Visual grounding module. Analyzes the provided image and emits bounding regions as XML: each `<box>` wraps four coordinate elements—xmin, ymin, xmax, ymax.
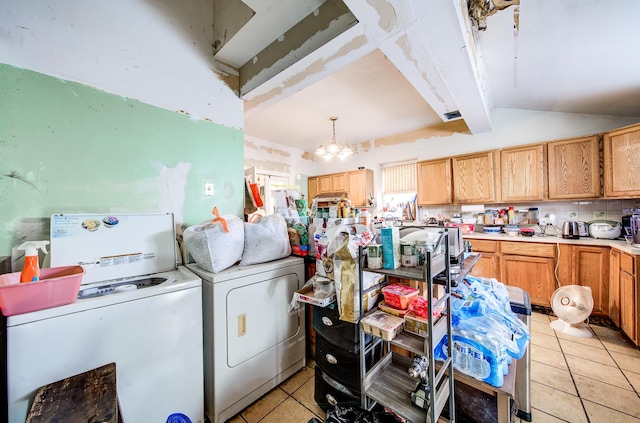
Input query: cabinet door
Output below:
<box><xmin>609</xmin><ymin>249</ymin><xmax>621</xmax><ymax>326</ymax></box>
<box><xmin>571</xmin><ymin>246</ymin><xmax>609</xmax><ymax>315</ymax></box>
<box><xmin>603</xmin><ymin>123</ymin><xmax>640</xmax><ymax>197</ymax></box>
<box><xmin>469</xmin><ymin>253</ymin><xmax>501</xmax><ymax>280</ymax></box>
<box><xmin>331</xmin><ymin>173</ymin><xmax>347</xmax><ymax>192</ymax></box>
<box><xmin>502</xmin><ymin>255</ymin><xmax>555</xmax><ymax>306</ymax></box>
<box><xmin>547</xmin><ymin>135</ymin><xmax>600</xmax><ymax>199</ymax></box>
<box><xmin>346</xmin><ymin>169</ymin><xmax>373</xmax><ymax>207</ymax></box>
<box><xmin>417</xmin><ymin>159</ymin><xmax>452</xmax><ymax>205</ymax></box>
<box><xmin>308</xmin><ymin>177</ymin><xmax>319</xmax><ymax>201</ymax></box>
<box><xmin>620</xmin><ymin>271</ymin><xmax>636</xmax><ymax>342</ymax></box>
<box><xmin>452</xmin><ymin>150</ymin><xmax>500</xmax><ymax>204</ymax></box>
<box><xmin>318</xmin><ymin>175</ymin><xmax>332</xmax><ymax>193</ymax></box>
<box><xmin>501</xmin><ymin>143</ymin><xmax>547</xmax><ymax>202</ymax></box>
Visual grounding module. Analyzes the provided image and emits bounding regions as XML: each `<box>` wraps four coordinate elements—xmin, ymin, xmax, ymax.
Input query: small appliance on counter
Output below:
<box><xmin>562</xmin><ymin>221</ymin><xmax>580</xmax><ymax>239</ymax></box>
<box><xmin>588</xmin><ymin>220</ymin><xmax>622</xmax><ymax>239</ymax></box>
<box><xmin>576</xmin><ymin>221</ymin><xmax>589</xmax><ymax>237</ymax></box>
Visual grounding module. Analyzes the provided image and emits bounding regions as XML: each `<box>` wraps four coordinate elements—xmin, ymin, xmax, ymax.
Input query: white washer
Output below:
<box><xmin>1</xmin><ymin>213</ymin><xmax>204</xmax><ymax>423</ymax></box>
<box><xmin>187</xmin><ymin>256</ymin><xmax>306</xmax><ymax>423</ymax></box>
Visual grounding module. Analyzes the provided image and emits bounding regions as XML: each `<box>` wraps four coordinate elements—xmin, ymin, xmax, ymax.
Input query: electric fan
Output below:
<box><xmin>549</xmin><ymin>285</ymin><xmax>594</xmax><ymax>338</ymax></box>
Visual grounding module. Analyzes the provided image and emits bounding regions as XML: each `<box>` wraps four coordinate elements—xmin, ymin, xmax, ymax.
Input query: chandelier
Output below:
<box><xmin>315</xmin><ymin>116</ymin><xmax>353</xmax><ymax>161</ymax></box>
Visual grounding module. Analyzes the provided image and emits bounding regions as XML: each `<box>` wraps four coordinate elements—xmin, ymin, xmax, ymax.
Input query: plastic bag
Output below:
<box><xmin>240</xmin><ymin>214</ymin><xmax>292</xmax><ymax>266</ymax></box>
<box><xmin>184</xmin><ymin>210</ymin><xmax>244</xmax><ymax>273</ymax></box>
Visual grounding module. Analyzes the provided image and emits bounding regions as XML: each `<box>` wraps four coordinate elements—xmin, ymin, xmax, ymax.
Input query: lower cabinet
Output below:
<box><xmin>557</xmin><ymin>245</ymin><xmax>609</xmax><ymax>315</ymax></box>
<box><xmin>620</xmin><ymin>271</ymin><xmax>636</xmax><ymax>342</ymax></box>
<box><xmin>619</xmin><ymin>252</ymin><xmax>638</xmax><ymax>342</ymax></box>
<box><xmin>609</xmin><ymin>249</ymin><xmax>621</xmax><ymax>326</ymax></box>
<box><xmin>502</xmin><ymin>255</ymin><xmax>555</xmax><ymax>307</ymax></box>
<box><xmin>468</xmin><ymin>239</ymin><xmax>501</xmax><ymax>279</ymax></box>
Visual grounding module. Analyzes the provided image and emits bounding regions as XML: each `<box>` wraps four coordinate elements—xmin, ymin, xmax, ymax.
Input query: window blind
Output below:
<box><xmin>383</xmin><ymin>163</ymin><xmax>417</xmax><ymax>194</ymax></box>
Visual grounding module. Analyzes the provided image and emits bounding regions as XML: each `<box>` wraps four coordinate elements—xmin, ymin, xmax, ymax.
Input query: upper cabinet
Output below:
<box><xmin>318</xmin><ymin>173</ymin><xmax>346</xmax><ymax>194</ymax></box>
<box><xmin>417</xmin><ymin>158</ymin><xmax>452</xmax><ymax>205</ymax></box>
<box><xmin>604</xmin><ymin>123</ymin><xmax>640</xmax><ymax>198</ymax></box>
<box><xmin>547</xmin><ymin>135</ymin><xmax>600</xmax><ymax>199</ymax></box>
<box><xmin>347</xmin><ymin>169</ymin><xmax>374</xmax><ymax>208</ymax></box>
<box><xmin>308</xmin><ymin>169</ymin><xmax>373</xmax><ymax>208</ymax></box>
<box><xmin>452</xmin><ymin>150</ymin><xmax>501</xmax><ymax>204</ymax></box>
<box><xmin>501</xmin><ymin>144</ymin><xmax>547</xmax><ymax>202</ymax></box>
<box><xmin>308</xmin><ymin>177</ymin><xmax>319</xmax><ymax>201</ymax></box>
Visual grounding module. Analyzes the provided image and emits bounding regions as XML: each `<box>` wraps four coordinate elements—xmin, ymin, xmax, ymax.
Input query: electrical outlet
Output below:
<box><xmin>204</xmin><ymin>183</ymin><xmax>214</xmax><ymax>196</ymax></box>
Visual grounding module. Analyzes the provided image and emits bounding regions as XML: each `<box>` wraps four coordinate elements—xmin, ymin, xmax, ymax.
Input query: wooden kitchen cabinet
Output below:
<box><xmin>502</xmin><ymin>254</ymin><xmax>555</xmax><ymax>307</ymax></box>
<box><xmin>557</xmin><ymin>245</ymin><xmax>609</xmax><ymax>315</ymax></box>
<box><xmin>308</xmin><ymin>177</ymin><xmax>319</xmax><ymax>201</ymax></box>
<box><xmin>346</xmin><ymin>169</ymin><xmax>373</xmax><ymax>207</ymax></box>
<box><xmin>603</xmin><ymin>123</ymin><xmax>640</xmax><ymax>198</ymax></box>
<box><xmin>609</xmin><ymin>248</ymin><xmax>621</xmax><ymax>326</ymax></box>
<box><xmin>547</xmin><ymin>135</ymin><xmax>600</xmax><ymax>199</ymax></box>
<box><xmin>309</xmin><ymin>169</ymin><xmax>373</xmax><ymax>207</ymax></box>
<box><xmin>619</xmin><ymin>251</ymin><xmax>637</xmax><ymax>342</ymax></box>
<box><xmin>417</xmin><ymin>158</ymin><xmax>452</xmax><ymax>205</ymax></box>
<box><xmin>500</xmin><ymin>241</ymin><xmax>556</xmax><ymax>306</ymax></box>
<box><xmin>452</xmin><ymin>150</ymin><xmax>501</xmax><ymax>204</ymax></box>
<box><xmin>468</xmin><ymin>239</ymin><xmax>501</xmax><ymax>279</ymax></box>
<box><xmin>318</xmin><ymin>173</ymin><xmax>346</xmax><ymax>194</ymax></box>
<box><xmin>501</xmin><ymin>143</ymin><xmax>547</xmax><ymax>202</ymax></box>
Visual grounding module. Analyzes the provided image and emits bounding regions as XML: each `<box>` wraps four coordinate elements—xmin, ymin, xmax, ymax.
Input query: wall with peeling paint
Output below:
<box><xmin>244</xmin><ymin>135</ymin><xmax>317</xmax><ymax>198</ymax></box>
<box><xmin>0</xmin><ymin>65</ymin><xmax>244</xmax><ymax>257</ymax></box>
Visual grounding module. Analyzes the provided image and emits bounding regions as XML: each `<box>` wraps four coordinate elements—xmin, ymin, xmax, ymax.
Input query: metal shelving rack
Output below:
<box><xmin>357</xmin><ymin>232</ymin><xmax>455</xmax><ymax>423</ymax></box>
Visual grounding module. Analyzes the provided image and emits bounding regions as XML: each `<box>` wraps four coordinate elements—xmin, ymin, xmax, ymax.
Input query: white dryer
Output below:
<box><xmin>1</xmin><ymin>213</ymin><xmax>204</xmax><ymax>423</ymax></box>
<box><xmin>187</xmin><ymin>256</ymin><xmax>306</xmax><ymax>423</ymax></box>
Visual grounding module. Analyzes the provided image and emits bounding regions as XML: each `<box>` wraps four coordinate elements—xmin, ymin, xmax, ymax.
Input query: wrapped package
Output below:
<box><xmin>381</xmin><ymin>227</ymin><xmax>401</xmax><ymax>269</ymax></box>
<box><xmin>184</xmin><ymin>214</ymin><xmax>244</xmax><ymax>273</ymax></box>
<box><xmin>240</xmin><ymin>214</ymin><xmax>292</xmax><ymax>266</ymax></box>
<box><xmin>330</xmin><ymin>226</ymin><xmax>381</xmax><ymax>323</ymax></box>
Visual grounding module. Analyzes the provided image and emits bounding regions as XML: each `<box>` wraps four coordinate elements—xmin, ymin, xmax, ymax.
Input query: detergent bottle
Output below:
<box><xmin>17</xmin><ymin>241</ymin><xmax>50</xmax><ymax>283</ymax></box>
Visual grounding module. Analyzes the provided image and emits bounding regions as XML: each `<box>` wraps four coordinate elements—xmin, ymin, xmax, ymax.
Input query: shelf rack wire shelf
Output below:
<box><xmin>357</xmin><ymin>231</ymin><xmax>455</xmax><ymax>423</ymax></box>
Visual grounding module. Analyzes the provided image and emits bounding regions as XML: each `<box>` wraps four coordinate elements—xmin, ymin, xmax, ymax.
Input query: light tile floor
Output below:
<box><xmin>226</xmin><ymin>311</ymin><xmax>640</xmax><ymax>423</ymax></box>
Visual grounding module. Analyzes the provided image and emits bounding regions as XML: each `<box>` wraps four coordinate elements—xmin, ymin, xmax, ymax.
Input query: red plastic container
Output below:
<box><xmin>381</xmin><ymin>284</ymin><xmax>419</xmax><ymax>310</ymax></box>
<box><xmin>0</xmin><ymin>266</ymin><xmax>84</xmax><ymax>316</ymax></box>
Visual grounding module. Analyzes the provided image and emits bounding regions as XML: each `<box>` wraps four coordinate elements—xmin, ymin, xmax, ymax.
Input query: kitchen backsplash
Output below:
<box><xmin>418</xmin><ymin>198</ymin><xmax>640</xmax><ymax>227</ymax></box>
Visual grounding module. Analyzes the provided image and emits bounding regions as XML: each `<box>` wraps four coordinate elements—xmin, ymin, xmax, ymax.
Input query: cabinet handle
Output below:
<box><xmin>326</xmin><ymin>354</ymin><xmax>337</xmax><ymax>364</ymax></box>
<box><xmin>322</xmin><ymin>317</ymin><xmax>333</xmax><ymax>326</ymax></box>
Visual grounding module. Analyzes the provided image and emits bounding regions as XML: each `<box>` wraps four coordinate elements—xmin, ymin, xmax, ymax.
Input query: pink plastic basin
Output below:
<box><xmin>0</xmin><ymin>266</ymin><xmax>85</xmax><ymax>316</ymax></box>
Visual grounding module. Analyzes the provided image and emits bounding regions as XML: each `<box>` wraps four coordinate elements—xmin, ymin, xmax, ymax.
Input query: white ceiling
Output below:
<box><xmin>225</xmin><ymin>0</ymin><xmax>640</xmax><ymax>152</ymax></box>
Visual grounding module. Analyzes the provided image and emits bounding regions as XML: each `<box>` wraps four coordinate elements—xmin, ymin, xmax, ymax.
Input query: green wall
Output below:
<box><xmin>0</xmin><ymin>64</ymin><xmax>244</xmax><ymax>257</ymax></box>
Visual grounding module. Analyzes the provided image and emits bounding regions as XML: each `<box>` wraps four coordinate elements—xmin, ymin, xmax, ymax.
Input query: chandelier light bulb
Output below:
<box><xmin>315</xmin><ymin>116</ymin><xmax>353</xmax><ymax>161</ymax></box>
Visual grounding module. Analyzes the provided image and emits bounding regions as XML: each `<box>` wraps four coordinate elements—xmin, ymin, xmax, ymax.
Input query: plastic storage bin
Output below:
<box><xmin>0</xmin><ymin>266</ymin><xmax>84</xmax><ymax>316</ymax></box>
<box><xmin>381</xmin><ymin>284</ymin><xmax>419</xmax><ymax>310</ymax></box>
<box><xmin>360</xmin><ymin>310</ymin><xmax>404</xmax><ymax>341</ymax></box>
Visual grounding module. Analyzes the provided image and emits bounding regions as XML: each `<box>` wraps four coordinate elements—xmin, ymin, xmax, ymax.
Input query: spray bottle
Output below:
<box><xmin>17</xmin><ymin>241</ymin><xmax>50</xmax><ymax>283</ymax></box>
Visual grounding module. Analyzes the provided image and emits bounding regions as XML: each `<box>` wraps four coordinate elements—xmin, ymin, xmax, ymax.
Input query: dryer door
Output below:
<box><xmin>226</xmin><ymin>270</ymin><xmax>302</xmax><ymax>366</ymax></box>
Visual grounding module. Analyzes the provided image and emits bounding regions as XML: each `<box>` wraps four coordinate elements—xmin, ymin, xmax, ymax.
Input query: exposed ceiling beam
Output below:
<box><xmin>342</xmin><ymin>0</ymin><xmax>492</xmax><ymax>133</ymax></box>
<box><xmin>239</xmin><ymin>0</ymin><xmax>358</xmax><ymax>97</ymax></box>
<box><xmin>212</xmin><ymin>0</ymin><xmax>256</xmax><ymax>55</ymax></box>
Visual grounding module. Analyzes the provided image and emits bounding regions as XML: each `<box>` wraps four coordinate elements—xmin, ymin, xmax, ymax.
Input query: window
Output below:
<box><xmin>382</xmin><ymin>162</ymin><xmax>418</xmax><ymax>220</ymax></box>
<box><xmin>383</xmin><ymin>162</ymin><xmax>417</xmax><ymax>194</ymax></box>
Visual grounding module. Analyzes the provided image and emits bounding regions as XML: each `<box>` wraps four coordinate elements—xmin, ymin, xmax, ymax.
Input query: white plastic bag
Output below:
<box><xmin>184</xmin><ymin>215</ymin><xmax>244</xmax><ymax>273</ymax></box>
<box><xmin>240</xmin><ymin>214</ymin><xmax>292</xmax><ymax>266</ymax></box>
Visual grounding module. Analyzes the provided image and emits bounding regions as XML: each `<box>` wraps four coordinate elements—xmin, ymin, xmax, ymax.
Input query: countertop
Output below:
<box><xmin>464</xmin><ymin>232</ymin><xmax>640</xmax><ymax>255</ymax></box>
<box><xmin>392</xmin><ymin>221</ymin><xmax>640</xmax><ymax>255</ymax></box>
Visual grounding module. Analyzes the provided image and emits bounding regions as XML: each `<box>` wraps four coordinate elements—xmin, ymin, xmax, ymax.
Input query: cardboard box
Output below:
<box><xmin>294</xmin><ymin>284</ymin><xmax>336</xmax><ymax>307</ymax></box>
<box><xmin>404</xmin><ymin>311</ymin><xmax>439</xmax><ymax>337</ymax></box>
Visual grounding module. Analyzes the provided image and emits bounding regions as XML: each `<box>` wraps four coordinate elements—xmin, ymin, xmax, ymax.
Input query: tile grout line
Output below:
<box><xmin>550</xmin><ymin>322</ymin><xmax>593</xmax><ymax>423</ymax></box>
